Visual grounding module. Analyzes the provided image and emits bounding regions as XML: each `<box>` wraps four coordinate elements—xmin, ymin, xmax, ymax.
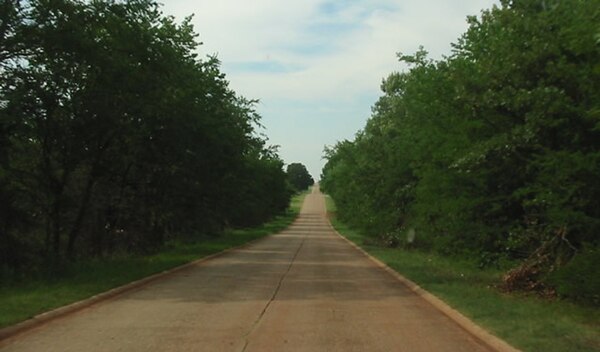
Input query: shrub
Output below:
<box><xmin>547</xmin><ymin>247</ymin><xmax>600</xmax><ymax>304</ymax></box>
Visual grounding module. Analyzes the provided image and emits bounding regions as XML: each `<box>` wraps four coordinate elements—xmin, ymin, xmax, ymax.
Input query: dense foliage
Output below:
<box><xmin>321</xmin><ymin>0</ymin><xmax>599</xmax><ymax>300</ymax></box>
<box><xmin>0</xmin><ymin>0</ymin><xmax>291</xmax><ymax>275</ymax></box>
<box><xmin>286</xmin><ymin>162</ymin><xmax>314</xmax><ymax>192</ymax></box>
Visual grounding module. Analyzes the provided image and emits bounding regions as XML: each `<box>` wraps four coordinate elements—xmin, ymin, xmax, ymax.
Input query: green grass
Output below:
<box><xmin>324</xmin><ymin>195</ymin><xmax>600</xmax><ymax>352</ymax></box>
<box><xmin>0</xmin><ymin>191</ymin><xmax>308</xmax><ymax>329</ymax></box>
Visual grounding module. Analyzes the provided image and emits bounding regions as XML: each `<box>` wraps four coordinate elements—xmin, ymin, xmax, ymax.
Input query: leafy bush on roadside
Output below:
<box><xmin>547</xmin><ymin>247</ymin><xmax>600</xmax><ymax>304</ymax></box>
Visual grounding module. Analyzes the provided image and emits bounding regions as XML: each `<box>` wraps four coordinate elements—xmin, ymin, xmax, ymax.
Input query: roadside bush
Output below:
<box><xmin>547</xmin><ymin>247</ymin><xmax>600</xmax><ymax>304</ymax></box>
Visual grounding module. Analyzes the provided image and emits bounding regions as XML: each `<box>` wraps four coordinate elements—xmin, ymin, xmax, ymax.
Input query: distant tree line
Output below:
<box><xmin>321</xmin><ymin>0</ymin><xmax>599</xmax><ymax>301</ymax></box>
<box><xmin>0</xmin><ymin>0</ymin><xmax>292</xmax><ymax>274</ymax></box>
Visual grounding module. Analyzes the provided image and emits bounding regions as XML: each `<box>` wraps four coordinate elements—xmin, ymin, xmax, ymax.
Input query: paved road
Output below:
<box><xmin>1</xmin><ymin>186</ymin><xmax>492</xmax><ymax>352</ymax></box>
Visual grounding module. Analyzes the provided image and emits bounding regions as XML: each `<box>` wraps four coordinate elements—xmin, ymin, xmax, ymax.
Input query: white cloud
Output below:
<box><xmin>161</xmin><ymin>0</ymin><xmax>499</xmax><ymax>179</ymax></box>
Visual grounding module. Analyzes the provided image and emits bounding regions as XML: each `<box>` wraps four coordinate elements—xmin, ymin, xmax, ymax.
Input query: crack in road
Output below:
<box><xmin>240</xmin><ymin>233</ymin><xmax>307</xmax><ymax>352</ymax></box>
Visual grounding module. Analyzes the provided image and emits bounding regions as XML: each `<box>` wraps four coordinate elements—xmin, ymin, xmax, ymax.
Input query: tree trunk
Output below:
<box><xmin>106</xmin><ymin>162</ymin><xmax>133</xmax><ymax>254</ymax></box>
<box><xmin>51</xmin><ymin>199</ymin><xmax>61</xmax><ymax>259</ymax></box>
<box><xmin>66</xmin><ymin>174</ymin><xmax>96</xmax><ymax>260</ymax></box>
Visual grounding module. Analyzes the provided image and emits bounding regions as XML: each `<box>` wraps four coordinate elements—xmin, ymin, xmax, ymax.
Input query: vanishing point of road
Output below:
<box><xmin>1</xmin><ymin>186</ymin><xmax>495</xmax><ymax>352</ymax></box>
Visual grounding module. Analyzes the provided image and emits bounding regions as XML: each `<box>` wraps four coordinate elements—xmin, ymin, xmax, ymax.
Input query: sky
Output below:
<box><xmin>161</xmin><ymin>0</ymin><xmax>499</xmax><ymax>180</ymax></box>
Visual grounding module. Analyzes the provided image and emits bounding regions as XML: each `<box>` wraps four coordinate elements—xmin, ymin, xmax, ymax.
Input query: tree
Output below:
<box><xmin>286</xmin><ymin>163</ymin><xmax>314</xmax><ymax>192</ymax></box>
<box><xmin>321</xmin><ymin>0</ymin><xmax>600</xmax><ymax>298</ymax></box>
<box><xmin>0</xmin><ymin>0</ymin><xmax>292</xmax><ymax>274</ymax></box>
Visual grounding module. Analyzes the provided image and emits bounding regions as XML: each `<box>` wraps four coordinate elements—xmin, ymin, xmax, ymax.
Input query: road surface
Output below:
<box><xmin>1</xmin><ymin>186</ymin><xmax>492</xmax><ymax>351</ymax></box>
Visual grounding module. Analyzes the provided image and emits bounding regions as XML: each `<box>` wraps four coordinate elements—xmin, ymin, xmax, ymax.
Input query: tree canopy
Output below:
<box><xmin>321</xmin><ymin>0</ymin><xmax>599</xmax><ymax>301</ymax></box>
<box><xmin>286</xmin><ymin>163</ymin><xmax>314</xmax><ymax>192</ymax></box>
<box><xmin>0</xmin><ymin>0</ymin><xmax>292</xmax><ymax>273</ymax></box>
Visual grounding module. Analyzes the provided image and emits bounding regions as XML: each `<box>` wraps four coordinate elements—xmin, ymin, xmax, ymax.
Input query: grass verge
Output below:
<box><xmin>0</xmin><ymin>191</ymin><xmax>308</xmax><ymax>329</ymax></box>
<box><xmin>325</xmin><ymin>195</ymin><xmax>600</xmax><ymax>352</ymax></box>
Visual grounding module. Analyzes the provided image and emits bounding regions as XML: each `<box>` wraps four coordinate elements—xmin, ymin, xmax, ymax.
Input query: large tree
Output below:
<box><xmin>321</xmin><ymin>0</ymin><xmax>599</xmax><ymax>300</ymax></box>
<box><xmin>286</xmin><ymin>163</ymin><xmax>314</xmax><ymax>192</ymax></box>
<box><xmin>0</xmin><ymin>0</ymin><xmax>291</xmax><ymax>273</ymax></box>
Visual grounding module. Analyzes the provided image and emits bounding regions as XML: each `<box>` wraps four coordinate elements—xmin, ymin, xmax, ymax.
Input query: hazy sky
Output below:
<box><xmin>161</xmin><ymin>0</ymin><xmax>499</xmax><ymax>180</ymax></box>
